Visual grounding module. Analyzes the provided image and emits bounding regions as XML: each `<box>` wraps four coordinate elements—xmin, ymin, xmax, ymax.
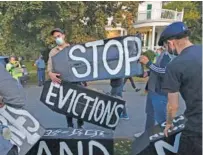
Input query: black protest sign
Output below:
<box><xmin>132</xmin><ymin>115</ymin><xmax>186</xmax><ymax>155</ymax></box>
<box><xmin>52</xmin><ymin>35</ymin><xmax>143</xmax><ymax>82</ymax></box>
<box><xmin>40</xmin><ymin>81</ymin><xmax>125</xmax><ymax>130</ymax></box>
<box><xmin>27</xmin><ymin>128</ymin><xmax>114</xmax><ymax>155</ymax></box>
<box><xmin>0</xmin><ymin>105</ymin><xmax>45</xmax><ymax>155</ymax></box>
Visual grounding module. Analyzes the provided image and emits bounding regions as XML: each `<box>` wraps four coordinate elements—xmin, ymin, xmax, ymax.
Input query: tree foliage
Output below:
<box><xmin>0</xmin><ymin>2</ymin><xmax>140</xmax><ymax>59</ymax></box>
<box><xmin>163</xmin><ymin>1</ymin><xmax>202</xmax><ymax>44</ymax></box>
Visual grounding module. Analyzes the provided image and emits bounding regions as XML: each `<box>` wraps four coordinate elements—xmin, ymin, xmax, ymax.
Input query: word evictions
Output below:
<box><xmin>0</xmin><ymin>106</ymin><xmax>41</xmax><ymax>151</ymax></box>
<box><xmin>68</xmin><ymin>36</ymin><xmax>141</xmax><ymax>78</ymax></box>
<box><xmin>45</xmin><ymin>83</ymin><xmax>124</xmax><ymax>128</ymax></box>
<box><xmin>37</xmin><ymin>140</ymin><xmax>110</xmax><ymax>155</ymax></box>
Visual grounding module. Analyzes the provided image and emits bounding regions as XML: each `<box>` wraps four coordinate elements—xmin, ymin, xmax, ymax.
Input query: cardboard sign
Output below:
<box><xmin>40</xmin><ymin>81</ymin><xmax>125</xmax><ymax>130</ymax></box>
<box><xmin>132</xmin><ymin>115</ymin><xmax>186</xmax><ymax>155</ymax></box>
<box><xmin>0</xmin><ymin>105</ymin><xmax>45</xmax><ymax>155</ymax></box>
<box><xmin>27</xmin><ymin>128</ymin><xmax>114</xmax><ymax>155</ymax></box>
<box><xmin>52</xmin><ymin>35</ymin><xmax>143</xmax><ymax>82</ymax></box>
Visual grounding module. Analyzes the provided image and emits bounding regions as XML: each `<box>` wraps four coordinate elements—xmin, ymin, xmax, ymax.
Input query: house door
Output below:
<box><xmin>147</xmin><ymin>4</ymin><xmax>152</xmax><ymax>19</ymax></box>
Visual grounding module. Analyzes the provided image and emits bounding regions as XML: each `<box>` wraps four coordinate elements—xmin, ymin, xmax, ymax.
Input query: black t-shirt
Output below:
<box><xmin>163</xmin><ymin>45</ymin><xmax>202</xmax><ymax>134</ymax></box>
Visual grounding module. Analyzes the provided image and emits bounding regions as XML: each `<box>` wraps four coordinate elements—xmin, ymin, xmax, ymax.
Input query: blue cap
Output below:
<box><xmin>158</xmin><ymin>22</ymin><xmax>190</xmax><ymax>46</ymax></box>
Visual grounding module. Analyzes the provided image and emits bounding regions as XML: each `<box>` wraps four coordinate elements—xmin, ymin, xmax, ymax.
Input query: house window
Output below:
<box><xmin>147</xmin><ymin>4</ymin><xmax>152</xmax><ymax>19</ymax></box>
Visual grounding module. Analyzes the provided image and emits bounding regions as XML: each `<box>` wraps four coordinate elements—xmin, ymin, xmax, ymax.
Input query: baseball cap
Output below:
<box><xmin>158</xmin><ymin>22</ymin><xmax>190</xmax><ymax>46</ymax></box>
<box><xmin>50</xmin><ymin>28</ymin><xmax>65</xmax><ymax>35</ymax></box>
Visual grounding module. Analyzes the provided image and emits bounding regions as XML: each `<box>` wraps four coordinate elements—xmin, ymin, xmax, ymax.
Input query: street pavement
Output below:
<box><xmin>24</xmin><ymin>82</ymin><xmax>186</xmax><ymax>139</ymax></box>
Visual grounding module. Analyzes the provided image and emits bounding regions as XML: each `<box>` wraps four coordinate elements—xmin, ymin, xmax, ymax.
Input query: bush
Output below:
<box><xmin>142</xmin><ymin>50</ymin><xmax>156</xmax><ymax>62</ymax></box>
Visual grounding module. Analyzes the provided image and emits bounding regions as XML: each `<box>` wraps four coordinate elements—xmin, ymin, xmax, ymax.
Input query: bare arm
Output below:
<box><xmin>47</xmin><ymin>49</ymin><xmax>61</xmax><ymax>83</ymax></box>
<box><xmin>164</xmin><ymin>92</ymin><xmax>179</xmax><ymax>137</ymax></box>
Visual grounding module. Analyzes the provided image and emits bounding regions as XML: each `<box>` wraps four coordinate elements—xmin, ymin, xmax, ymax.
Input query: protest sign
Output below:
<box><xmin>0</xmin><ymin>105</ymin><xmax>45</xmax><ymax>155</ymax></box>
<box><xmin>27</xmin><ymin>128</ymin><xmax>114</xmax><ymax>155</ymax></box>
<box><xmin>132</xmin><ymin>115</ymin><xmax>186</xmax><ymax>155</ymax></box>
<box><xmin>40</xmin><ymin>81</ymin><xmax>125</xmax><ymax>130</ymax></box>
<box><xmin>52</xmin><ymin>35</ymin><xmax>143</xmax><ymax>82</ymax></box>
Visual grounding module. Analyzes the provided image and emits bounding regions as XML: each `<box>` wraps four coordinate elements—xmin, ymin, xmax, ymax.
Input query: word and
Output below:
<box><xmin>36</xmin><ymin>140</ymin><xmax>111</xmax><ymax>155</ymax></box>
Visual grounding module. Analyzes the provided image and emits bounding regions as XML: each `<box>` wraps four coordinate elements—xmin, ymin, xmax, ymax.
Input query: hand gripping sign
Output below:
<box><xmin>132</xmin><ymin>115</ymin><xmax>186</xmax><ymax>155</ymax></box>
<box><xmin>0</xmin><ymin>105</ymin><xmax>45</xmax><ymax>155</ymax></box>
<box><xmin>52</xmin><ymin>35</ymin><xmax>143</xmax><ymax>82</ymax></box>
<box><xmin>40</xmin><ymin>81</ymin><xmax>126</xmax><ymax>130</ymax></box>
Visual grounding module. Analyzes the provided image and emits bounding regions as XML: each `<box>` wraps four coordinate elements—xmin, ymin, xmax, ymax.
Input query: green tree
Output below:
<box><xmin>0</xmin><ymin>2</ymin><xmax>140</xmax><ymax>59</ymax></box>
<box><xmin>163</xmin><ymin>1</ymin><xmax>202</xmax><ymax>44</ymax></box>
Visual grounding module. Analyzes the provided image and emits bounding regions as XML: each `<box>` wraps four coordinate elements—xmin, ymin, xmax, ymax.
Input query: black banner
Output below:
<box><xmin>40</xmin><ymin>81</ymin><xmax>126</xmax><ymax>130</ymax></box>
<box><xmin>132</xmin><ymin>115</ymin><xmax>186</xmax><ymax>155</ymax></box>
<box><xmin>27</xmin><ymin>128</ymin><xmax>114</xmax><ymax>155</ymax></box>
<box><xmin>52</xmin><ymin>35</ymin><xmax>143</xmax><ymax>82</ymax></box>
<box><xmin>0</xmin><ymin>105</ymin><xmax>45</xmax><ymax>155</ymax></box>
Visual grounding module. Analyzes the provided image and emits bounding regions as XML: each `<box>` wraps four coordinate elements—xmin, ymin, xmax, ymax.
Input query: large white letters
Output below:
<box><xmin>103</xmin><ymin>40</ymin><xmax>124</xmax><ymax>75</ymax></box>
<box><xmin>46</xmin><ymin>82</ymin><xmax>60</xmax><ymax>106</ymax></box>
<box><xmin>69</xmin><ymin>45</ymin><xmax>91</xmax><ymax>78</ymax></box>
<box><xmin>124</xmin><ymin>36</ymin><xmax>141</xmax><ymax>76</ymax></box>
<box><xmin>85</xmin><ymin>40</ymin><xmax>104</xmax><ymax>78</ymax></box>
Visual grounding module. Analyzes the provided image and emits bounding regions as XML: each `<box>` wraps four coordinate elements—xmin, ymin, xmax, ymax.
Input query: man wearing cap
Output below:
<box><xmin>47</xmin><ymin>28</ymin><xmax>84</xmax><ymax>129</ymax></box>
<box><xmin>159</xmin><ymin>22</ymin><xmax>202</xmax><ymax>154</ymax></box>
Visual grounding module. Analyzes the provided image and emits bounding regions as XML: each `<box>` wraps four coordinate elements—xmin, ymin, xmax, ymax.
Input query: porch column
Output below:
<box><xmin>151</xmin><ymin>25</ymin><xmax>155</xmax><ymax>51</ymax></box>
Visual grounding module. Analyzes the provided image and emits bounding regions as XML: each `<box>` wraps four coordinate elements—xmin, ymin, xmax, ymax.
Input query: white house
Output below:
<box><xmin>134</xmin><ymin>1</ymin><xmax>184</xmax><ymax>51</ymax></box>
<box><xmin>105</xmin><ymin>17</ymin><xmax>127</xmax><ymax>38</ymax></box>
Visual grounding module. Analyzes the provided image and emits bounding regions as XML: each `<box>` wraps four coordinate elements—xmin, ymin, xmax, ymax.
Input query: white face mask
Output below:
<box><xmin>55</xmin><ymin>37</ymin><xmax>64</xmax><ymax>45</ymax></box>
<box><xmin>167</xmin><ymin>52</ymin><xmax>177</xmax><ymax>61</ymax></box>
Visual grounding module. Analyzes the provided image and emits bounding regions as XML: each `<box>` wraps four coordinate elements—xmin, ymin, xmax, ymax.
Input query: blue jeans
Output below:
<box><xmin>111</xmin><ymin>84</ymin><xmax>127</xmax><ymax>116</ymax></box>
<box><xmin>37</xmin><ymin>68</ymin><xmax>45</xmax><ymax>85</ymax></box>
<box><xmin>145</xmin><ymin>91</ymin><xmax>167</xmax><ymax>130</ymax></box>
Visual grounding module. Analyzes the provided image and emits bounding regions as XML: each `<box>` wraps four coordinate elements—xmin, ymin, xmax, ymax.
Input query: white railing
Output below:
<box><xmin>136</xmin><ymin>9</ymin><xmax>184</xmax><ymax>22</ymax></box>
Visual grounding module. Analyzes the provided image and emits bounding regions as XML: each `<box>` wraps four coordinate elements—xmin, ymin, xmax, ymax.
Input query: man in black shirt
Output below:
<box><xmin>158</xmin><ymin>22</ymin><xmax>202</xmax><ymax>155</ymax></box>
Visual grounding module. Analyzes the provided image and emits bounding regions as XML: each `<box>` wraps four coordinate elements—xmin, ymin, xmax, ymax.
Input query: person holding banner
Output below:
<box><xmin>0</xmin><ymin>63</ymin><xmax>26</xmax><ymax>155</ymax></box>
<box><xmin>159</xmin><ymin>22</ymin><xmax>202</xmax><ymax>155</ymax></box>
<box><xmin>139</xmin><ymin>47</ymin><xmax>171</xmax><ymax>130</ymax></box>
<box><xmin>47</xmin><ymin>28</ymin><xmax>84</xmax><ymax>129</ymax></box>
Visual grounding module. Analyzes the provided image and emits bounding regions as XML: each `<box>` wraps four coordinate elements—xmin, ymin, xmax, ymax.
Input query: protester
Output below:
<box><xmin>0</xmin><ymin>63</ymin><xmax>25</xmax><ymax>155</ymax></box>
<box><xmin>122</xmin><ymin>77</ymin><xmax>141</xmax><ymax>92</ymax></box>
<box><xmin>139</xmin><ymin>47</ymin><xmax>171</xmax><ymax>131</ymax></box>
<box><xmin>110</xmin><ymin>78</ymin><xmax>129</xmax><ymax>120</ymax></box>
<box><xmin>47</xmin><ymin>28</ymin><xmax>84</xmax><ymax>129</ymax></box>
<box><xmin>159</xmin><ymin>22</ymin><xmax>202</xmax><ymax>155</ymax></box>
<box><xmin>34</xmin><ymin>55</ymin><xmax>46</xmax><ymax>86</ymax></box>
<box><xmin>6</xmin><ymin>56</ymin><xmax>23</xmax><ymax>85</ymax></box>
<box><xmin>153</xmin><ymin>47</ymin><xmax>164</xmax><ymax>63</ymax></box>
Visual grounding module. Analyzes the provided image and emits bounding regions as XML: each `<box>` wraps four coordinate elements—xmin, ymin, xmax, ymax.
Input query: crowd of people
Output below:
<box><xmin>0</xmin><ymin>21</ymin><xmax>202</xmax><ymax>155</ymax></box>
